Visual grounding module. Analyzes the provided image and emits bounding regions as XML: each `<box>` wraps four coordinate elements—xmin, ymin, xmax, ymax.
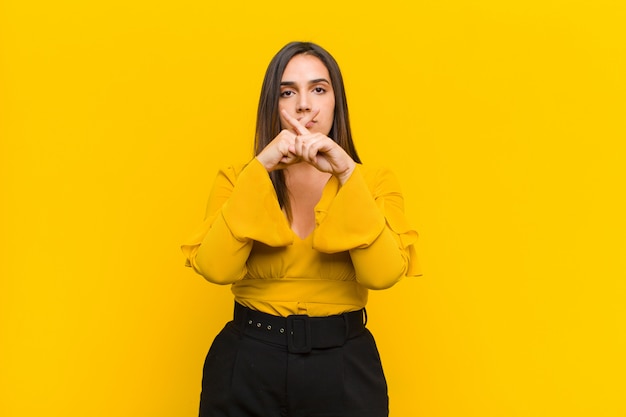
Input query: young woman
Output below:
<box><xmin>182</xmin><ymin>41</ymin><xmax>420</xmax><ymax>417</ymax></box>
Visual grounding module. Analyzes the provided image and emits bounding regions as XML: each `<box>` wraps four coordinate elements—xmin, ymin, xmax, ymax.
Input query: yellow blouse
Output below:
<box><xmin>181</xmin><ymin>158</ymin><xmax>421</xmax><ymax>317</ymax></box>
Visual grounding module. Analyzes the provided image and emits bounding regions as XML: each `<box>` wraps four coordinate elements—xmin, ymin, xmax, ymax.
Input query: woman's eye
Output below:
<box><xmin>313</xmin><ymin>87</ymin><xmax>326</xmax><ymax>94</ymax></box>
<box><xmin>280</xmin><ymin>90</ymin><xmax>295</xmax><ymax>97</ymax></box>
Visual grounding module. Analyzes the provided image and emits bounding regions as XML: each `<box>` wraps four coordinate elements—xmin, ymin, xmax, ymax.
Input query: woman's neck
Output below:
<box><xmin>284</xmin><ymin>163</ymin><xmax>331</xmax><ymax>239</ymax></box>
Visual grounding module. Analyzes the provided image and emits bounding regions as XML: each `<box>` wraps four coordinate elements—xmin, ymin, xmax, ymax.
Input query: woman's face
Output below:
<box><xmin>278</xmin><ymin>54</ymin><xmax>335</xmax><ymax>136</ymax></box>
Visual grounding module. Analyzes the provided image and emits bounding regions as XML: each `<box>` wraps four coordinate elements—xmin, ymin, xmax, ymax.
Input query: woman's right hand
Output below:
<box><xmin>255</xmin><ymin>130</ymin><xmax>300</xmax><ymax>172</ymax></box>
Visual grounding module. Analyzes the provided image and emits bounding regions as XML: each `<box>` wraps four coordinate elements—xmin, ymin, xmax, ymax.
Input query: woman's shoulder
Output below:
<box><xmin>353</xmin><ymin>163</ymin><xmax>406</xmax><ymax>198</ymax></box>
<box><xmin>356</xmin><ymin>163</ymin><xmax>398</xmax><ymax>184</ymax></box>
<box><xmin>218</xmin><ymin>162</ymin><xmax>247</xmax><ymax>176</ymax></box>
<box><xmin>215</xmin><ymin>159</ymin><xmax>263</xmax><ymax>182</ymax></box>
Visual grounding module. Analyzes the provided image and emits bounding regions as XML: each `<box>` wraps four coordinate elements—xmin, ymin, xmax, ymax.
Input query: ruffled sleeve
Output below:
<box><xmin>313</xmin><ymin>165</ymin><xmax>421</xmax><ymax>289</ymax></box>
<box><xmin>181</xmin><ymin>158</ymin><xmax>293</xmax><ymax>284</ymax></box>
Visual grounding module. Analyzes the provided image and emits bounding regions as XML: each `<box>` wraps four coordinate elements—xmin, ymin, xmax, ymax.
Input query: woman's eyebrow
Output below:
<box><xmin>310</xmin><ymin>78</ymin><xmax>330</xmax><ymax>84</ymax></box>
<box><xmin>280</xmin><ymin>78</ymin><xmax>331</xmax><ymax>86</ymax></box>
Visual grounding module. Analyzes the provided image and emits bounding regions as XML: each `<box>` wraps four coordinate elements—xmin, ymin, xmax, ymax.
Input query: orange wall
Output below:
<box><xmin>1</xmin><ymin>1</ymin><xmax>625</xmax><ymax>416</ymax></box>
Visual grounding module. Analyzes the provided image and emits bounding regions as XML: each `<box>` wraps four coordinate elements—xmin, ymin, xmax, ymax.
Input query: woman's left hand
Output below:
<box><xmin>281</xmin><ymin>109</ymin><xmax>356</xmax><ymax>184</ymax></box>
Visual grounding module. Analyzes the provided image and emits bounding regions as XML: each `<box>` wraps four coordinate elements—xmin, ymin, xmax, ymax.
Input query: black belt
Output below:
<box><xmin>233</xmin><ymin>302</ymin><xmax>367</xmax><ymax>353</ymax></box>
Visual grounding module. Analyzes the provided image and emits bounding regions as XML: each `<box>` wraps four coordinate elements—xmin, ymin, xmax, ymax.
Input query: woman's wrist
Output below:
<box><xmin>336</xmin><ymin>162</ymin><xmax>356</xmax><ymax>185</ymax></box>
<box><xmin>255</xmin><ymin>155</ymin><xmax>274</xmax><ymax>172</ymax></box>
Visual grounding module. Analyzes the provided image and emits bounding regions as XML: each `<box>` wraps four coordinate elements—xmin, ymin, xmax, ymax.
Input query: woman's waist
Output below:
<box><xmin>231</xmin><ymin>278</ymin><xmax>368</xmax><ymax>317</ymax></box>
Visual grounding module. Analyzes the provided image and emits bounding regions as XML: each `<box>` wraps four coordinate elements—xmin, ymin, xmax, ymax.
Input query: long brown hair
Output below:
<box><xmin>254</xmin><ymin>42</ymin><xmax>361</xmax><ymax>219</ymax></box>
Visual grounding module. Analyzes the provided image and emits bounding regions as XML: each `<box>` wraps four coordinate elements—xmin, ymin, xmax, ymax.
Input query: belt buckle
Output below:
<box><xmin>286</xmin><ymin>315</ymin><xmax>312</xmax><ymax>353</ymax></box>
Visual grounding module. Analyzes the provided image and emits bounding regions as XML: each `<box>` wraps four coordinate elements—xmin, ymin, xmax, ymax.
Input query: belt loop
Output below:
<box><xmin>234</xmin><ymin>302</ymin><xmax>242</xmax><ymax>326</ymax></box>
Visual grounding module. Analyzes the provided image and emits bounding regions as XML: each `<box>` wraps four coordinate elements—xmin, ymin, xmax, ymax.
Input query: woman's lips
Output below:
<box><xmin>295</xmin><ymin>116</ymin><xmax>316</xmax><ymax>129</ymax></box>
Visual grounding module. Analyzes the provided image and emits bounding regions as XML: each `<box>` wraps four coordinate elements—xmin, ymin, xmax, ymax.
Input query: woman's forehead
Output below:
<box><xmin>281</xmin><ymin>55</ymin><xmax>330</xmax><ymax>81</ymax></box>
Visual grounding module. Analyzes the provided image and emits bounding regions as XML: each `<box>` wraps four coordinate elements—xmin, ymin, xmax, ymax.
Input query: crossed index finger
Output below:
<box><xmin>281</xmin><ymin>109</ymin><xmax>312</xmax><ymax>136</ymax></box>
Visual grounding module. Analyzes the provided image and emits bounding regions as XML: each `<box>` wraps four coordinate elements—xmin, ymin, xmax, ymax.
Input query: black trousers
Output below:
<box><xmin>199</xmin><ymin>304</ymin><xmax>389</xmax><ymax>417</ymax></box>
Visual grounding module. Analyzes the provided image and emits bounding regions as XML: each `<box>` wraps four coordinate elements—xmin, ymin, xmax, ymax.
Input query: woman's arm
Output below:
<box><xmin>181</xmin><ymin>159</ymin><xmax>293</xmax><ymax>284</ymax></box>
<box><xmin>313</xmin><ymin>166</ymin><xmax>420</xmax><ymax>289</ymax></box>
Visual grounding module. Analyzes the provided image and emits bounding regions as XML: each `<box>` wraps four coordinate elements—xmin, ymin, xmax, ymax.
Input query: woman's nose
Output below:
<box><xmin>296</xmin><ymin>95</ymin><xmax>311</xmax><ymax>112</ymax></box>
